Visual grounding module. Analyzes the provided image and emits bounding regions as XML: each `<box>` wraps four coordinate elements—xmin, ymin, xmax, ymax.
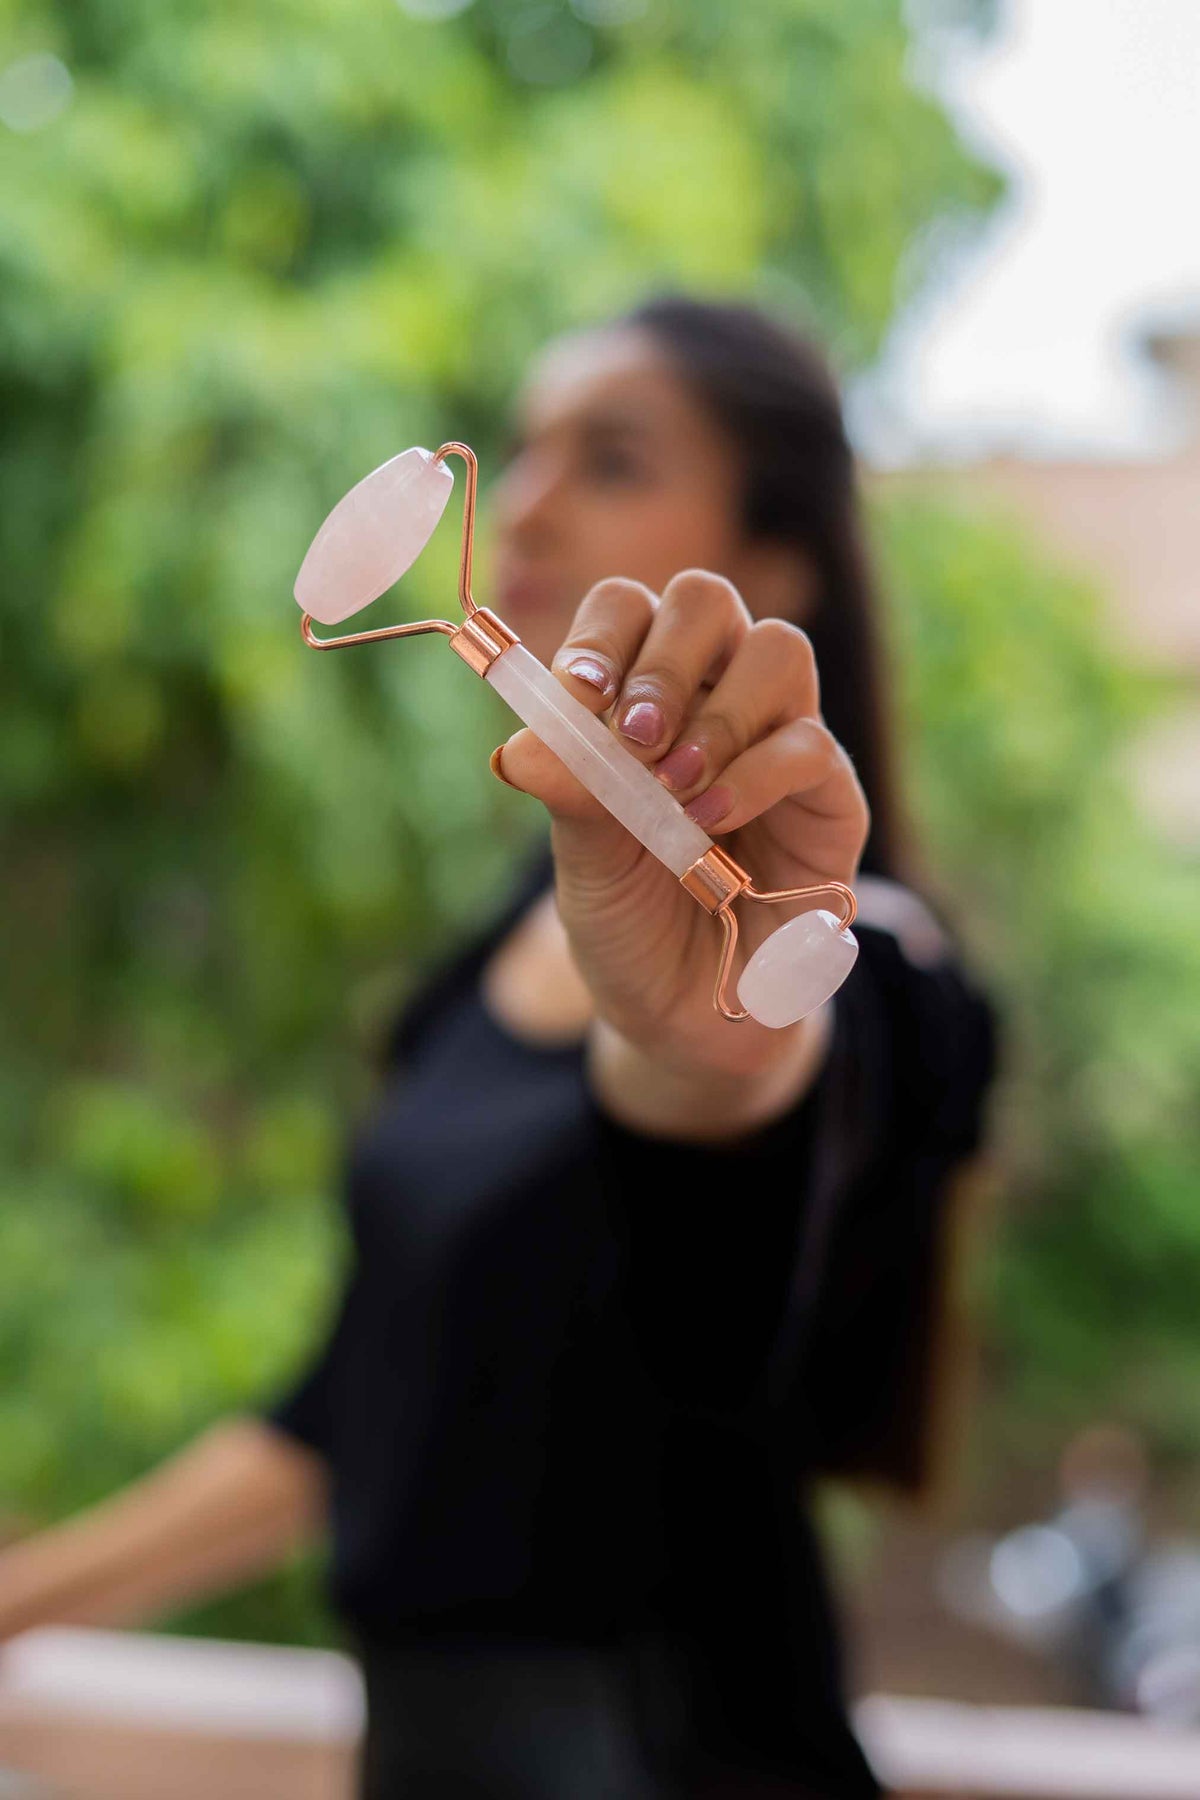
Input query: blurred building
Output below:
<box><xmin>874</xmin><ymin>321</ymin><xmax>1200</xmax><ymax>846</ymax></box>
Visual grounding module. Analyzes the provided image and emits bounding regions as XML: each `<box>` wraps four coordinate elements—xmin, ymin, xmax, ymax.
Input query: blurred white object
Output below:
<box><xmin>6</xmin><ymin>1628</ymin><xmax>1200</xmax><ymax>1799</ymax></box>
<box><xmin>989</xmin><ymin>1524</ymin><xmax>1089</xmax><ymax>1623</ymax></box>
<box><xmin>0</xmin><ymin>1627</ymin><xmax>363</xmax><ymax>1741</ymax></box>
<box><xmin>856</xmin><ymin>1692</ymin><xmax>1200</xmax><ymax>1798</ymax></box>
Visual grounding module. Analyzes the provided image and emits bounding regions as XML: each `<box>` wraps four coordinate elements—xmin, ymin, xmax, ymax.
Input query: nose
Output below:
<box><xmin>493</xmin><ymin>450</ymin><xmax>569</xmax><ymax>551</ymax></box>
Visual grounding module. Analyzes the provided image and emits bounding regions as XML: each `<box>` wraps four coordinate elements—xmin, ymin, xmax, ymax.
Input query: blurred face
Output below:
<box><xmin>486</xmin><ymin>324</ymin><xmax>809</xmax><ymax>667</ymax></box>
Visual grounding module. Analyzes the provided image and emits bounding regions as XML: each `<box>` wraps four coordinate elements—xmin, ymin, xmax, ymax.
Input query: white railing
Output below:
<box><xmin>3</xmin><ymin>1628</ymin><xmax>1200</xmax><ymax>1799</ymax></box>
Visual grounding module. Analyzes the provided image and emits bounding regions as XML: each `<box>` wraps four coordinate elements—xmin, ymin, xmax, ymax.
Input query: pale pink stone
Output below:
<box><xmin>484</xmin><ymin>644</ymin><xmax>713</xmax><ymax>876</ymax></box>
<box><xmin>294</xmin><ymin>446</ymin><xmax>455</xmax><ymax>624</ymax></box>
<box><xmin>737</xmin><ymin>908</ymin><xmax>858</xmax><ymax>1028</ymax></box>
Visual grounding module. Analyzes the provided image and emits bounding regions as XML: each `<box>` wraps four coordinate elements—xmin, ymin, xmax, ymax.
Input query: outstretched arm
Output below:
<box><xmin>0</xmin><ymin>1414</ymin><xmax>327</xmax><ymax>1640</ymax></box>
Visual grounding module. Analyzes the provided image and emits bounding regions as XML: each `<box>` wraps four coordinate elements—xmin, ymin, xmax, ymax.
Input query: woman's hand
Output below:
<box><xmin>492</xmin><ymin>570</ymin><xmax>870</xmax><ymax>1096</ymax></box>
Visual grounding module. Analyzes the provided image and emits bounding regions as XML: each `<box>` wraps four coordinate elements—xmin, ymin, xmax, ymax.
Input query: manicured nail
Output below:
<box><xmin>618</xmin><ymin>700</ymin><xmax>665</xmax><ymax>745</ymax></box>
<box><xmin>653</xmin><ymin>741</ymin><xmax>706</xmax><ymax>791</ymax></box>
<box><xmin>564</xmin><ymin>655</ymin><xmax>615</xmax><ymax>695</ymax></box>
<box><xmin>489</xmin><ymin>743</ymin><xmax>521</xmax><ymax>790</ymax></box>
<box><xmin>684</xmin><ymin>783</ymin><xmax>734</xmax><ymax>829</ymax></box>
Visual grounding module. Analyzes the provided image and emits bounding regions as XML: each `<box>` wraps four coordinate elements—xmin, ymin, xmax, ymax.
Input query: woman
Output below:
<box><xmin>0</xmin><ymin>293</ymin><xmax>999</xmax><ymax>1797</ymax></box>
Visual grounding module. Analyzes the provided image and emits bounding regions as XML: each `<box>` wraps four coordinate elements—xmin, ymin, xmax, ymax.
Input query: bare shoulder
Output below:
<box><xmin>851</xmin><ymin>875</ymin><xmax>956</xmax><ymax>969</ymax></box>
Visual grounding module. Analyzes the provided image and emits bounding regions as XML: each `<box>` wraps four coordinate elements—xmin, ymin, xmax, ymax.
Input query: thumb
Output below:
<box><xmin>489</xmin><ymin>725</ymin><xmax>614</xmax><ymax>825</ymax></box>
<box><xmin>487</xmin><ymin>663</ymin><xmax>644</xmax><ymax>876</ymax></box>
<box><xmin>490</xmin><ymin>723</ymin><xmax>651</xmax><ymax>909</ymax></box>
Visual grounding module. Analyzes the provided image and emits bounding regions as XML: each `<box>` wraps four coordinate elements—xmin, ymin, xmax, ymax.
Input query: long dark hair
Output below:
<box><xmin>617</xmin><ymin>290</ymin><xmax>912</xmax><ymax>887</ymax></box>
<box><xmin>385</xmin><ymin>296</ymin><xmax>921</xmax><ymax>1072</ymax></box>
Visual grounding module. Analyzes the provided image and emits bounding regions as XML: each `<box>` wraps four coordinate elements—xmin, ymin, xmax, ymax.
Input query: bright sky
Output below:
<box><xmin>851</xmin><ymin>0</ymin><xmax>1200</xmax><ymax>464</ymax></box>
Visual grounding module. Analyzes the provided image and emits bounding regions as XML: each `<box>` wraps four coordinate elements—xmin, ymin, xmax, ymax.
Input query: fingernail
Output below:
<box><xmin>653</xmin><ymin>741</ymin><xmax>706</xmax><ymax>791</ymax></box>
<box><xmin>490</xmin><ymin>743</ymin><xmax>521</xmax><ymax>790</ymax></box>
<box><xmin>684</xmin><ymin>783</ymin><xmax>734</xmax><ymax>829</ymax></box>
<box><xmin>619</xmin><ymin>700</ymin><xmax>665</xmax><ymax>745</ymax></box>
<box><xmin>564</xmin><ymin>655</ymin><xmax>615</xmax><ymax>696</ymax></box>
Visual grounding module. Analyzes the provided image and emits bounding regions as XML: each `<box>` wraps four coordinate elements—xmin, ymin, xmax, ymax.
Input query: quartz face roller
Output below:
<box><xmin>294</xmin><ymin>447</ymin><xmax>455</xmax><ymax>625</ymax></box>
<box><xmin>292</xmin><ymin>441</ymin><xmax>859</xmax><ymax>1031</ymax></box>
<box><xmin>484</xmin><ymin>643</ymin><xmax>715</xmax><ymax>878</ymax></box>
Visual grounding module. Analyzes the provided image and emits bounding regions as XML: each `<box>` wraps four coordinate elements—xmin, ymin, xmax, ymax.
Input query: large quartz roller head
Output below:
<box><xmin>294</xmin><ymin>447</ymin><xmax>455</xmax><ymax>625</ymax></box>
<box><xmin>736</xmin><ymin>908</ymin><xmax>859</xmax><ymax>1029</ymax></box>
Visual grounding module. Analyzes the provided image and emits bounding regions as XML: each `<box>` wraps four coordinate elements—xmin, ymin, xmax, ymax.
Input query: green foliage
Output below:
<box><xmin>876</xmin><ymin>492</ymin><xmax>1200</xmax><ymax>1476</ymax></box>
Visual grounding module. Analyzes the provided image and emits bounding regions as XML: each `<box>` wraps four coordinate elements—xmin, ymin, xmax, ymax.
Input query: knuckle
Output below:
<box><xmin>752</xmin><ymin>615</ymin><xmax>815</xmax><ymax>665</ymax></box>
<box><xmin>662</xmin><ymin>567</ymin><xmax>748</xmax><ymax>619</ymax></box>
<box><xmin>694</xmin><ymin>704</ymin><xmax>745</xmax><ymax>760</ymax></box>
<box><xmin>582</xmin><ymin>575</ymin><xmax>658</xmax><ymax>621</ymax></box>
<box><xmin>807</xmin><ymin>718</ymin><xmax>842</xmax><ymax>767</ymax></box>
<box><xmin>561</xmin><ymin>579</ymin><xmax>658</xmax><ymax>682</ymax></box>
<box><xmin>797</xmin><ymin>714</ymin><xmax>833</xmax><ymax>749</ymax></box>
<box><xmin>785</xmin><ymin>716</ymin><xmax>839</xmax><ymax>779</ymax></box>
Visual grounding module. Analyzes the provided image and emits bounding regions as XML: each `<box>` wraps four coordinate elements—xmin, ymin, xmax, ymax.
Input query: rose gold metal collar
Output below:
<box><xmin>680</xmin><ymin>843</ymin><xmax>856</xmax><ymax>1022</ymax></box>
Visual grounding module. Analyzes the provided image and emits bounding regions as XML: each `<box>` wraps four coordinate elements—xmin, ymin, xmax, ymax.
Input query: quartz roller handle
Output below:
<box><xmin>485</xmin><ymin>643</ymin><xmax>715</xmax><ymax>879</ymax></box>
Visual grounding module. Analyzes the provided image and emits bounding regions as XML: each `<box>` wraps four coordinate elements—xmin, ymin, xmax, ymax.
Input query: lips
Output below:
<box><xmin>495</xmin><ymin>570</ymin><xmax>560</xmax><ymax>610</ymax></box>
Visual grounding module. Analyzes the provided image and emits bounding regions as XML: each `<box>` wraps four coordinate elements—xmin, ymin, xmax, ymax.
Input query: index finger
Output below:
<box><xmin>548</xmin><ymin>576</ymin><xmax>660</xmax><ymax>711</ymax></box>
<box><xmin>556</xmin><ymin>567</ymin><xmax>753</xmax><ymax>761</ymax></box>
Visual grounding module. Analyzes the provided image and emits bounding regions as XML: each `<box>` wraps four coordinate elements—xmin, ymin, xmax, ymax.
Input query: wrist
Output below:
<box><xmin>584</xmin><ymin>1000</ymin><xmax>834</xmax><ymax>1145</ymax></box>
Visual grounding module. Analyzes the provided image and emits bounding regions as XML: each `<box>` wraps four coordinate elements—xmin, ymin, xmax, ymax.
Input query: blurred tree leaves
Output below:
<box><xmin>876</xmin><ymin>493</ymin><xmax>1200</xmax><ymax>1484</ymax></box>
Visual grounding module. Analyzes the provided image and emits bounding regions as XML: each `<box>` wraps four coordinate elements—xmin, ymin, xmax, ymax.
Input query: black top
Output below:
<box><xmin>260</xmin><ymin>831</ymin><xmax>998</xmax><ymax>1793</ymax></box>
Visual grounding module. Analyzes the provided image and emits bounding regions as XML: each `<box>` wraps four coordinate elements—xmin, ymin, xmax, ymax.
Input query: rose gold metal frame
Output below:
<box><xmin>298</xmin><ymin>441</ymin><xmax>857</xmax><ymax>1025</ymax></box>
<box><xmin>679</xmin><ymin>843</ymin><xmax>856</xmax><ymax>1023</ymax></box>
<box><xmin>298</xmin><ymin>442</ymin><xmax>475</xmax><ymax>654</ymax></box>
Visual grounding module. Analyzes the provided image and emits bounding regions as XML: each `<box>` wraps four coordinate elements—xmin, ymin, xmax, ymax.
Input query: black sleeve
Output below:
<box><xmin>257</xmin><ymin>1242</ymin><xmax>367</xmax><ymax>1462</ymax></box>
<box><xmin>796</xmin><ymin>922</ymin><xmax>1001</xmax><ymax>1490</ymax></box>
<box><xmin>581</xmin><ymin>906</ymin><xmax>1000</xmax><ymax>1482</ymax></box>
